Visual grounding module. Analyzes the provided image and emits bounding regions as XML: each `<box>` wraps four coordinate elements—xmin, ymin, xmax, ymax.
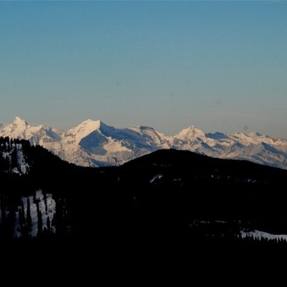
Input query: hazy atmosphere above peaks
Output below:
<box><xmin>0</xmin><ymin>1</ymin><xmax>286</xmax><ymax>138</ymax></box>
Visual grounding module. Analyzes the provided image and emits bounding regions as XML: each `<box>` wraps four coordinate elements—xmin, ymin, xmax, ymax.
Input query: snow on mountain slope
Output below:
<box><xmin>0</xmin><ymin>117</ymin><xmax>62</xmax><ymax>156</ymax></box>
<box><xmin>0</xmin><ymin>189</ymin><xmax>57</xmax><ymax>239</ymax></box>
<box><xmin>170</xmin><ymin>126</ymin><xmax>287</xmax><ymax>169</ymax></box>
<box><xmin>62</xmin><ymin>121</ymin><xmax>169</xmax><ymax>166</ymax></box>
<box><xmin>175</xmin><ymin>126</ymin><xmax>206</xmax><ymax>141</ymax></box>
<box><xmin>0</xmin><ymin>117</ymin><xmax>287</xmax><ymax>169</ymax></box>
<box><xmin>0</xmin><ymin>141</ymin><xmax>30</xmax><ymax>175</ymax></box>
<box><xmin>173</xmin><ymin>126</ymin><xmax>218</xmax><ymax>156</ymax></box>
<box><xmin>130</xmin><ymin>126</ymin><xmax>171</xmax><ymax>148</ymax></box>
<box><xmin>63</xmin><ymin>119</ymin><xmax>102</xmax><ymax>144</ymax></box>
<box><xmin>241</xmin><ymin>230</ymin><xmax>287</xmax><ymax>242</ymax></box>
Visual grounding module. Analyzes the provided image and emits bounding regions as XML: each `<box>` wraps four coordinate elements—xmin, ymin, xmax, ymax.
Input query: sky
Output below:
<box><xmin>0</xmin><ymin>1</ymin><xmax>287</xmax><ymax>138</ymax></box>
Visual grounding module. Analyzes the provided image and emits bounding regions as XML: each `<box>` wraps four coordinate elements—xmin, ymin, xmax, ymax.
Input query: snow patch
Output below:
<box><xmin>15</xmin><ymin>144</ymin><xmax>29</xmax><ymax>174</ymax></box>
<box><xmin>150</xmin><ymin>174</ymin><xmax>163</xmax><ymax>184</ymax></box>
<box><xmin>16</xmin><ymin>190</ymin><xmax>56</xmax><ymax>238</ymax></box>
<box><xmin>0</xmin><ymin>143</ymin><xmax>30</xmax><ymax>175</ymax></box>
<box><xmin>240</xmin><ymin>230</ymin><xmax>287</xmax><ymax>242</ymax></box>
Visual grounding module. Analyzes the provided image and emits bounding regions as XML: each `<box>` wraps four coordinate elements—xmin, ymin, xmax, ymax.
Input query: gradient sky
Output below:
<box><xmin>0</xmin><ymin>1</ymin><xmax>287</xmax><ymax>137</ymax></box>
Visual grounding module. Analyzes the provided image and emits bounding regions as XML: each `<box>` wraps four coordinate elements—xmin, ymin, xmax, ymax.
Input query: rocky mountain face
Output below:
<box><xmin>1</xmin><ymin>117</ymin><xmax>287</xmax><ymax>169</ymax></box>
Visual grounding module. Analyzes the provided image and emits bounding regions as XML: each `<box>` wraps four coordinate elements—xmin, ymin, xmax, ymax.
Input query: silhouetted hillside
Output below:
<box><xmin>1</xmin><ymin>138</ymin><xmax>287</xmax><ymax>251</ymax></box>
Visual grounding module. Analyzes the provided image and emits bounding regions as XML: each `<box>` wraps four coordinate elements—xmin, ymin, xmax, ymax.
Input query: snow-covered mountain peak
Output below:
<box><xmin>10</xmin><ymin>116</ymin><xmax>30</xmax><ymax>130</ymax></box>
<box><xmin>1</xmin><ymin>117</ymin><xmax>287</xmax><ymax>169</ymax></box>
<box><xmin>82</xmin><ymin>118</ymin><xmax>102</xmax><ymax>128</ymax></box>
<box><xmin>63</xmin><ymin>119</ymin><xmax>109</xmax><ymax>145</ymax></box>
<box><xmin>0</xmin><ymin>117</ymin><xmax>30</xmax><ymax>138</ymax></box>
<box><xmin>129</xmin><ymin>126</ymin><xmax>171</xmax><ymax>147</ymax></box>
<box><xmin>14</xmin><ymin>116</ymin><xmax>28</xmax><ymax>125</ymax></box>
<box><xmin>231</xmin><ymin>131</ymin><xmax>281</xmax><ymax>146</ymax></box>
<box><xmin>175</xmin><ymin>126</ymin><xmax>206</xmax><ymax>140</ymax></box>
<box><xmin>0</xmin><ymin>118</ymin><xmax>62</xmax><ymax>152</ymax></box>
<box><xmin>75</xmin><ymin>119</ymin><xmax>103</xmax><ymax>130</ymax></box>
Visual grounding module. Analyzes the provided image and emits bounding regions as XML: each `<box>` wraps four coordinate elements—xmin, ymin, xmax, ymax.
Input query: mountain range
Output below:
<box><xmin>1</xmin><ymin>116</ymin><xmax>287</xmax><ymax>169</ymax></box>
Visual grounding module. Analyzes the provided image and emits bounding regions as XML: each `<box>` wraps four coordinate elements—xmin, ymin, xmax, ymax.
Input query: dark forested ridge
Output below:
<box><xmin>1</xmin><ymin>137</ymin><xmax>287</xmax><ymax>251</ymax></box>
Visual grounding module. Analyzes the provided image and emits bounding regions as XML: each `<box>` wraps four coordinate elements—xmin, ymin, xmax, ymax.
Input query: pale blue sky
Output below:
<box><xmin>0</xmin><ymin>1</ymin><xmax>286</xmax><ymax>137</ymax></box>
